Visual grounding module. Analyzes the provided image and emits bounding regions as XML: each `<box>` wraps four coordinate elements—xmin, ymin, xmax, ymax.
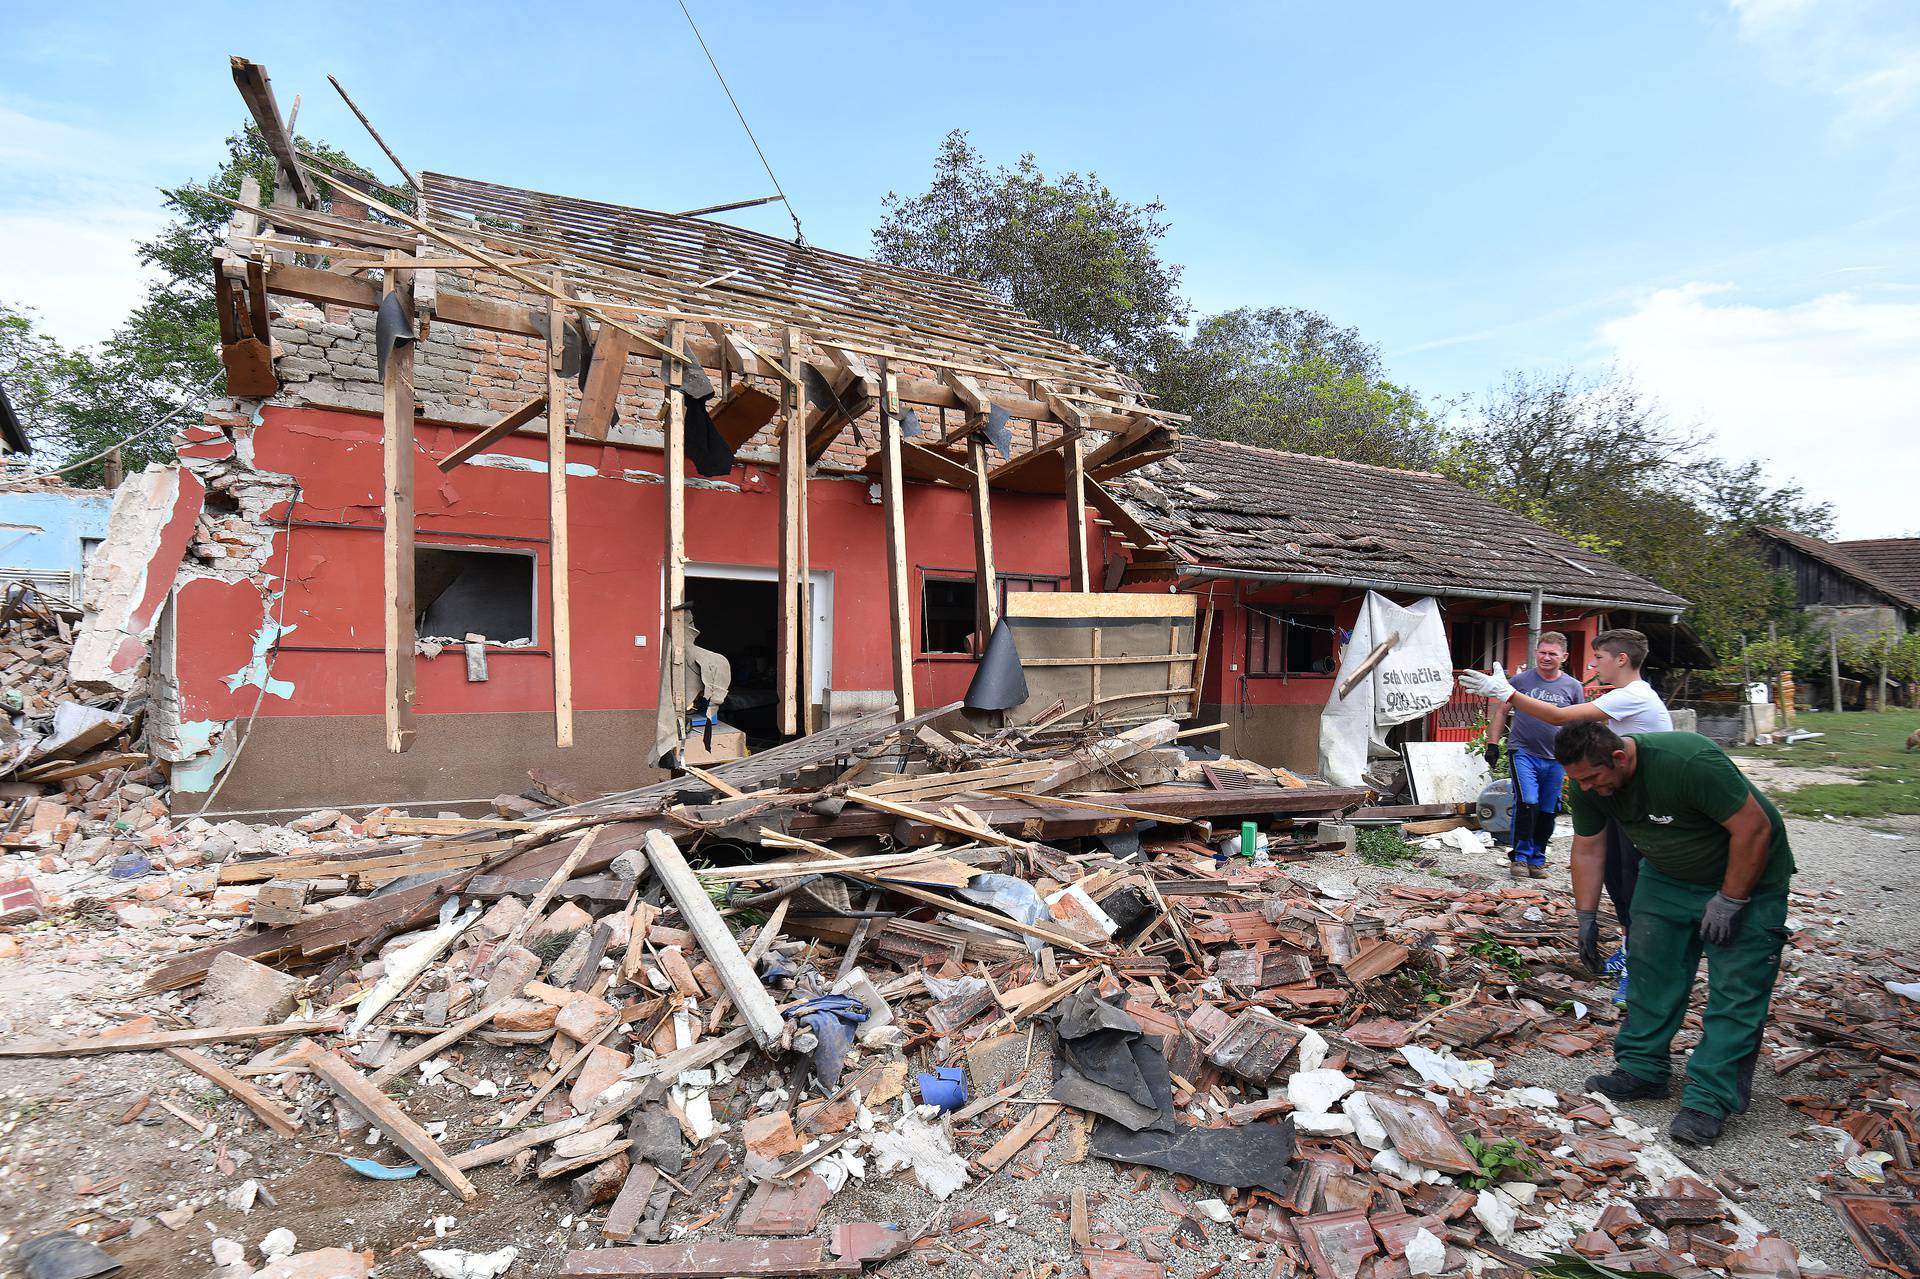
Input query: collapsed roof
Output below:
<box><xmin>1113</xmin><ymin>436</ymin><xmax>1690</xmax><ymax>613</ymax></box>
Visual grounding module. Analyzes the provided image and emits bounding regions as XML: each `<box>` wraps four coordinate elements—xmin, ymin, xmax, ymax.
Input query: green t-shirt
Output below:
<box><xmin>1568</xmin><ymin>732</ymin><xmax>1795</xmax><ymax>894</ymax></box>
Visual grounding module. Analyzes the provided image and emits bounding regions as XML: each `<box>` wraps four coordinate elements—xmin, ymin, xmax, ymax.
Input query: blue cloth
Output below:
<box><xmin>1508</xmin><ymin>668</ymin><xmax>1585</xmax><ymax>759</ymax></box>
<box><xmin>1511</xmin><ymin>749</ymin><xmax>1565</xmax><ymax>865</ymax></box>
<box><xmin>785</xmin><ymin>993</ymin><xmax>869</xmax><ymax>1090</ymax></box>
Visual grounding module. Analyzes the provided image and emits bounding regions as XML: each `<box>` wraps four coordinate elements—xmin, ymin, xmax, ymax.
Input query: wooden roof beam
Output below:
<box><xmin>230</xmin><ymin>57</ymin><xmax>318</xmax><ymax>208</ymax></box>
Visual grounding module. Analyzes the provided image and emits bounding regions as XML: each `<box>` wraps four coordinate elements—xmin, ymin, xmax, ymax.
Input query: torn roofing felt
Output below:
<box><xmin>373</xmin><ymin>293</ymin><xmax>415</xmax><ymax>382</ymax></box>
<box><xmin>963</xmin><ymin>620</ymin><xmax>1028</xmax><ymax>711</ymax></box>
<box><xmin>1044</xmin><ymin>988</ymin><xmax>1174</xmax><ymax>1133</ymax></box>
<box><xmin>663</xmin><ymin>353</ymin><xmax>731</xmax><ymax>478</ymax></box>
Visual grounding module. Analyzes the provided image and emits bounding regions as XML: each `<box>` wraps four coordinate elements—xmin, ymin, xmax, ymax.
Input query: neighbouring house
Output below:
<box><xmin>1751</xmin><ymin>526</ymin><xmax>1920</xmax><ymax>637</ymax></box>
<box><xmin>69</xmin><ymin>64</ymin><xmax>1178</xmax><ymax>817</ymax></box>
<box><xmin>1831</xmin><ymin>536</ymin><xmax>1920</xmax><ymax>619</ymax></box>
<box><xmin>1109</xmin><ymin>437</ymin><xmax>1696</xmax><ymax>773</ymax></box>
<box><xmin>0</xmin><ymin>481</ymin><xmax>117</xmax><ymax>607</ymax></box>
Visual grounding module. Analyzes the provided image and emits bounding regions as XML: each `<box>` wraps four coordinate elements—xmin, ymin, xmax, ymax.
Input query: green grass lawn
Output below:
<box><xmin>1733</xmin><ymin>710</ymin><xmax>1920</xmax><ymax>821</ymax></box>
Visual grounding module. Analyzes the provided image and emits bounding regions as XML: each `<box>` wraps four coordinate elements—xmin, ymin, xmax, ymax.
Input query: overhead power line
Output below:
<box><xmin>675</xmin><ymin>0</ymin><xmax>807</xmax><ymax>244</ymax></box>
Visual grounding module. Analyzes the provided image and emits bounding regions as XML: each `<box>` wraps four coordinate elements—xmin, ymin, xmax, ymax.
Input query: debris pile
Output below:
<box><xmin>0</xmin><ymin>705</ymin><xmax>1837</xmax><ymax>1278</ymax></box>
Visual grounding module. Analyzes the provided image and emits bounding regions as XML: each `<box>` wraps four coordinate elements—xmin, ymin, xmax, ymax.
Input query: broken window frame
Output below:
<box><xmin>917</xmin><ymin>571</ymin><xmax>1064</xmax><ymax>660</ymax></box>
<box><xmin>1246</xmin><ymin>609</ymin><xmax>1337</xmax><ymax>678</ymax></box>
<box><xmin>413</xmin><ymin>542</ymin><xmax>539</xmax><ymax>646</ymax></box>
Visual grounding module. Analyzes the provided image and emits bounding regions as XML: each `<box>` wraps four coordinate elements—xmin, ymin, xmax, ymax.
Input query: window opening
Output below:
<box><xmin>415</xmin><ymin>546</ymin><xmax>535</xmax><ymax>643</ymax></box>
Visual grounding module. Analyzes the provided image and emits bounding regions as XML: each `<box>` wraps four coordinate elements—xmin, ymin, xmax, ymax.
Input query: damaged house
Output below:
<box><xmin>74</xmin><ymin>60</ymin><xmax>1180</xmax><ymax>816</ymax></box>
<box><xmin>1110</xmin><ymin>438</ymin><xmax>1694</xmax><ymax>773</ymax></box>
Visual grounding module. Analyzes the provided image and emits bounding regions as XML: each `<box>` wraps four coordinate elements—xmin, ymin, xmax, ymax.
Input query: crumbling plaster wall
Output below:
<box><xmin>141</xmin><ymin>416</ymin><xmax>301</xmax><ymax>792</ymax></box>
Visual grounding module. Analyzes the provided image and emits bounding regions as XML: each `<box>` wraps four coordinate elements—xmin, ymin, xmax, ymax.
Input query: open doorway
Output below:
<box><xmin>683</xmin><ymin>576</ymin><xmax>781</xmax><ymax>746</ymax></box>
<box><xmin>679</xmin><ymin>563</ymin><xmax>834</xmax><ymax>747</ymax></box>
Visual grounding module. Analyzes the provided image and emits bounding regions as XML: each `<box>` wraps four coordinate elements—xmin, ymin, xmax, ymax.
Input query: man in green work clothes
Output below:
<box><xmin>1551</xmin><ymin>721</ymin><xmax>1794</xmax><ymax>1146</ymax></box>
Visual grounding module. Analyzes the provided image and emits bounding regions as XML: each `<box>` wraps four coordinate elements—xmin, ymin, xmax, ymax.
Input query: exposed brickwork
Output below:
<box><xmin>262</xmin><ymin>267</ymin><xmax>1088</xmax><ymax>474</ymax></box>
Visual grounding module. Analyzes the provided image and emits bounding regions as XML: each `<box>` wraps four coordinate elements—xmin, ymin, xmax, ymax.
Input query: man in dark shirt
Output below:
<box><xmin>1553</xmin><ymin>721</ymin><xmax>1795</xmax><ymax>1146</ymax></box>
<box><xmin>1486</xmin><ymin>631</ymin><xmax>1584</xmax><ymax>879</ymax></box>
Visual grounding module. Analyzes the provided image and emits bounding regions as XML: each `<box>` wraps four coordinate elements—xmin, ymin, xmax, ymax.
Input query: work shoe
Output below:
<box><xmin>1527</xmin><ymin>864</ymin><xmax>1547</xmax><ymax>879</ymax></box>
<box><xmin>1509</xmin><ymin>859</ymin><xmax>1529</xmax><ymax>880</ymax></box>
<box><xmin>1669</xmin><ymin>1108</ymin><xmax>1724</xmax><ymax>1146</ymax></box>
<box><xmin>1584</xmin><ymin>1069</ymin><xmax>1669</xmax><ymax>1101</ymax></box>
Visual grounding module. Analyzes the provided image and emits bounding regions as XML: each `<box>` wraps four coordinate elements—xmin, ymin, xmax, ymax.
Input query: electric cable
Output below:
<box><xmin>0</xmin><ymin>375</ymin><xmax>222</xmax><ymax>489</ymax></box>
<box><xmin>676</xmin><ymin>0</ymin><xmax>807</xmax><ymax>244</ymax></box>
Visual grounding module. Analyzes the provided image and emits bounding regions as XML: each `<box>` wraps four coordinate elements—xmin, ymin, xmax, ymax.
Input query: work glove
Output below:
<box><xmin>1576</xmin><ymin>909</ymin><xmax>1603</xmax><ymax>975</ymax></box>
<box><xmin>1460</xmin><ymin>662</ymin><xmax>1516</xmax><ymax>702</ymax></box>
<box><xmin>1700</xmin><ymin>892</ymin><xmax>1750</xmax><ymax>946</ymax></box>
<box><xmin>1483</xmin><ymin>741</ymin><xmax>1502</xmax><ymax>770</ymax></box>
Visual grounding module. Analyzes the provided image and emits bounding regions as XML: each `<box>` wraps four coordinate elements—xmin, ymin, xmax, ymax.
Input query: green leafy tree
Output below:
<box><xmin>5</xmin><ymin>125</ymin><xmax>374</xmax><ymax>485</ymax></box>
<box><xmin>873</xmin><ymin>130</ymin><xmax>1187</xmax><ymax>374</ymax></box>
<box><xmin>1451</xmin><ymin>368</ymin><xmax>1802</xmax><ymax>661</ymax></box>
<box><xmin>1146</xmin><ymin>306</ymin><xmax>1448</xmax><ymax>470</ymax></box>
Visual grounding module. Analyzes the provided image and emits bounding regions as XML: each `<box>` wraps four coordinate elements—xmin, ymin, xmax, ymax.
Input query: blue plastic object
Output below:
<box><xmin>916</xmin><ymin>1067</ymin><xmax>967</xmax><ymax>1112</ymax></box>
<box><xmin>1604</xmin><ymin>944</ymin><xmax>1629</xmax><ymax>1007</ymax></box>
<box><xmin>339</xmin><ymin>1155</ymin><xmax>423</xmax><ymax>1180</ymax></box>
<box><xmin>107</xmin><ymin>852</ymin><xmax>153</xmax><ymax>880</ymax></box>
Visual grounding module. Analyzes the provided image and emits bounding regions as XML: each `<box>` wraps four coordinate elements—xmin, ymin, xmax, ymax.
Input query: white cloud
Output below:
<box><xmin>1729</xmin><ymin>0</ymin><xmax>1920</xmax><ymax>129</ymax></box>
<box><xmin>1598</xmin><ymin>283</ymin><xmax>1920</xmax><ymax>539</ymax></box>
<box><xmin>0</xmin><ymin>103</ymin><xmax>174</xmax><ymax>346</ymax></box>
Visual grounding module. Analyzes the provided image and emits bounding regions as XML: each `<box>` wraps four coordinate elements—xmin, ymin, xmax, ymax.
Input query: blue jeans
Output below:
<box><xmin>1510</xmin><ymin>750</ymin><xmax>1564</xmax><ymax>865</ymax></box>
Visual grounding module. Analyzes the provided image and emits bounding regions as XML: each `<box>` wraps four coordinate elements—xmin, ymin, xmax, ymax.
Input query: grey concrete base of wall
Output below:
<box><xmin>174</xmin><ymin>710</ymin><xmax>668</xmax><ymax>821</ymax></box>
<box><xmin>1199</xmin><ymin>702</ymin><xmax>1324</xmax><ymax>775</ymax></box>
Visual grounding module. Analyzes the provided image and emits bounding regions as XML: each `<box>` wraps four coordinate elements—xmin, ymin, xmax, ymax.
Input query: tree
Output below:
<box><xmin>3</xmin><ymin>126</ymin><xmax>374</xmax><ymax>486</ymax></box>
<box><xmin>1451</xmin><ymin>367</ymin><xmax>1802</xmax><ymax>661</ymax></box>
<box><xmin>873</xmin><ymin>130</ymin><xmax>1187</xmax><ymax>374</ymax></box>
<box><xmin>1146</xmin><ymin>306</ymin><xmax>1448</xmax><ymax>470</ymax></box>
<box><xmin>1689</xmin><ymin>457</ymin><xmax>1834</xmax><ymax>538</ymax></box>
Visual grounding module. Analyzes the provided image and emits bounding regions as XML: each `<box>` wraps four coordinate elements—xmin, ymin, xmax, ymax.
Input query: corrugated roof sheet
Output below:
<box><xmin>1117</xmin><ymin>436</ymin><xmax>1689</xmax><ymax>611</ymax></box>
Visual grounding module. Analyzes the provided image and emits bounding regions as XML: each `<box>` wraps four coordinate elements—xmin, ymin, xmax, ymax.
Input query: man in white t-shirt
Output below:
<box><xmin>1459</xmin><ymin>628</ymin><xmax>1672</xmax><ymax>998</ymax></box>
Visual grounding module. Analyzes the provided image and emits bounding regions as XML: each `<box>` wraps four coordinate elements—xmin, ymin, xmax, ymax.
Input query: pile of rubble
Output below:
<box><xmin>0</xmin><ymin>704</ymin><xmax>1850</xmax><ymax>1279</ymax></box>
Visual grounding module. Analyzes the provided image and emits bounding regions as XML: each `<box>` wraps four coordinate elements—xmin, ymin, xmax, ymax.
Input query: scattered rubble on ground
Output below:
<box><xmin>0</xmin><ymin>678</ymin><xmax>1911</xmax><ymax>1278</ymax></box>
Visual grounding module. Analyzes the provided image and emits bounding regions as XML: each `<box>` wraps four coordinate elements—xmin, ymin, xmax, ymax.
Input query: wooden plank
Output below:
<box><xmin>295</xmin><ymin>1046</ymin><xmax>477</xmax><ymax>1200</ymax></box>
<box><xmin>1084</xmin><ymin>478</ymin><xmax>1162</xmax><ymax>552</ymax></box>
<box><xmin>163</xmin><ymin>1047</ymin><xmax>302</xmax><ymax>1137</ymax></box>
<box><xmin>665</xmin><ymin>320</ymin><xmax>689</xmax><ymax>754</ymax></box>
<box><xmin>369</xmin><ymin>1005</ymin><xmax>499</xmax><ymax>1087</ymax></box>
<box><xmin>229</xmin><ymin>58</ymin><xmax>317</xmax><ymax>206</ymax></box>
<box><xmin>642</xmin><ymin>830</ymin><xmax>785</xmax><ymax>1050</ymax></box>
<box><xmin>1</xmin><ymin>1019</ymin><xmax>345</xmax><ymax>1058</ymax></box>
<box><xmin>382</xmin><ymin>255</ymin><xmax>417</xmax><ymax>754</ymax></box>
<box><xmin>968</xmin><ymin>437</ymin><xmax>999</xmax><ymax>646</ymax></box>
<box><xmin>549</xmin><ymin>284</ymin><xmax>575</xmax><ymax>748</ymax></box>
<box><xmin>1064</xmin><ymin>434</ymin><xmax>1091</xmax><ymax>591</ymax></box>
<box><xmin>975</xmin><ymin>1100</ymin><xmax>1062</xmax><ymax>1173</ymax></box>
<box><xmin>876</xmin><ymin>362</ymin><xmax>915</xmax><ymax>720</ymax></box>
<box><xmin>603</xmin><ymin>1161</ymin><xmax>663</xmax><ymax>1242</ymax></box>
<box><xmin>777</xmin><ymin>328</ymin><xmax>803</xmax><ymax>737</ymax></box>
<box><xmin>488</xmin><ymin>828</ymin><xmax>602</xmax><ymax>963</ymax></box>
<box><xmin>1006</xmin><ymin>592</ymin><xmax>1197</xmax><ymax>621</ymax></box>
<box><xmin>576</xmin><ymin>320</ymin><xmax>637</xmax><ymax>441</ymax></box>
<box><xmin>1338</xmin><ymin>632</ymin><xmax>1401</xmax><ymax>699</ymax></box>
<box><xmin>436</xmin><ymin>395</ymin><xmax>548</xmax><ymax>471</ymax></box>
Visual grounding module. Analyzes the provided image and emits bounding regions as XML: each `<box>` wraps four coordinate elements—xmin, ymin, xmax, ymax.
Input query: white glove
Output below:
<box><xmin>1459</xmin><ymin>662</ymin><xmax>1515</xmax><ymax>702</ymax></box>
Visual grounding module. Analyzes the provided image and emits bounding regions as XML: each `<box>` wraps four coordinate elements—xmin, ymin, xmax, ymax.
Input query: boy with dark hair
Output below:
<box><xmin>1552</xmin><ymin>721</ymin><xmax>1794</xmax><ymax>1147</ymax></box>
<box><xmin>1485</xmin><ymin>631</ymin><xmax>1583</xmax><ymax>879</ymax></box>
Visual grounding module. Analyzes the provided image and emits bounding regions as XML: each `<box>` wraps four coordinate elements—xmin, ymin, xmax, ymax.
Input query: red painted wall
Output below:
<box><xmin>172</xmin><ymin>406</ymin><xmax>1078</xmax><ymax>724</ymax></box>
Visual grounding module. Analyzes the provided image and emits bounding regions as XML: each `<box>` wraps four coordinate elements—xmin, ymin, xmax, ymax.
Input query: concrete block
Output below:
<box><xmin>1317</xmin><ymin>822</ymin><xmax>1358</xmax><ymax>855</ymax></box>
<box><xmin>193</xmin><ymin>950</ymin><xmax>302</xmax><ymax>1028</ymax></box>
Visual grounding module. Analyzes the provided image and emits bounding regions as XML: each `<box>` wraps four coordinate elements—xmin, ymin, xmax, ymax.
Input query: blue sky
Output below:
<box><xmin>4</xmin><ymin>1</ymin><xmax>1916</xmax><ymax>537</ymax></box>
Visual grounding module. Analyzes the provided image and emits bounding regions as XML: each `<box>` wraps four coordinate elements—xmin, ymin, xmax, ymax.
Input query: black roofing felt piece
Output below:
<box><xmin>962</xmin><ymin>619</ymin><xmax>1028</xmax><ymax>711</ymax></box>
<box><xmin>0</xmin><ymin>378</ymin><xmax>30</xmax><ymax>455</ymax></box>
<box><xmin>1091</xmin><ymin>1115</ymin><xmax>1297</xmax><ymax>1193</ymax></box>
<box><xmin>374</xmin><ymin>292</ymin><xmax>415</xmax><ymax>382</ymax></box>
<box><xmin>983</xmin><ymin>403</ymin><xmax>1012</xmax><ymax>460</ymax></box>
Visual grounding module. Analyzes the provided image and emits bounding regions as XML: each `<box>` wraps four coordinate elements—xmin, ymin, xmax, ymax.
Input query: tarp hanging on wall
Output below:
<box><xmin>1318</xmin><ymin>592</ymin><xmax>1453</xmax><ymax>787</ymax></box>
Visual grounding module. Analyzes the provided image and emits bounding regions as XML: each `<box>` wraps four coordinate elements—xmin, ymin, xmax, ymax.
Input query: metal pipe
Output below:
<box><xmin>1172</xmin><ymin>564</ymin><xmax>1683</xmax><ymax>619</ymax></box>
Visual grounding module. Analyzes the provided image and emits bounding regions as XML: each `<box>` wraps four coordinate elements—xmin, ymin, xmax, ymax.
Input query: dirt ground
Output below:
<box><xmin>3</xmin><ymin>807</ymin><xmax>1910</xmax><ymax>1276</ymax></box>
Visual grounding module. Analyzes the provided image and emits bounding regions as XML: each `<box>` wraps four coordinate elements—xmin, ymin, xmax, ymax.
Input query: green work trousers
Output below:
<box><xmin>1613</xmin><ymin>864</ymin><xmax>1788</xmax><ymax>1118</ymax></box>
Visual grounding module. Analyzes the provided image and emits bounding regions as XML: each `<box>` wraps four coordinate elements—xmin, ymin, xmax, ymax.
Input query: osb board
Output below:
<box><xmin>1002</xmin><ymin>592</ymin><xmax>1197</xmax><ymax>726</ymax></box>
